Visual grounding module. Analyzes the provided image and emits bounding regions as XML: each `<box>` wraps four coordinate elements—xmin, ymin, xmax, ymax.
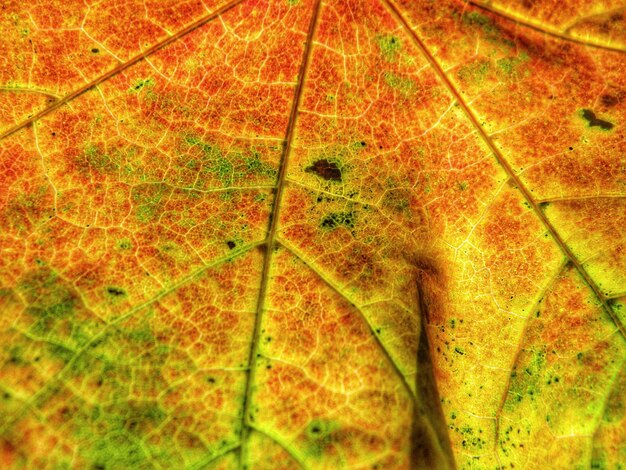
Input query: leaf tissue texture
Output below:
<box><xmin>0</xmin><ymin>0</ymin><xmax>624</xmax><ymax>468</ymax></box>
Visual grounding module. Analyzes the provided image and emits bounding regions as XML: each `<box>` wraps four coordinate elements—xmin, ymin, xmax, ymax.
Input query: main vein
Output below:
<box><xmin>0</xmin><ymin>0</ymin><xmax>245</xmax><ymax>142</ymax></box>
<box><xmin>384</xmin><ymin>0</ymin><xmax>626</xmax><ymax>342</ymax></box>
<box><xmin>238</xmin><ymin>0</ymin><xmax>323</xmax><ymax>467</ymax></box>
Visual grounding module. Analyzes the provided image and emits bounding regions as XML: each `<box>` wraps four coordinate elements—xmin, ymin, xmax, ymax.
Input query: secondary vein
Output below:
<box><xmin>0</xmin><ymin>0</ymin><xmax>245</xmax><ymax>142</ymax></box>
<box><xmin>384</xmin><ymin>0</ymin><xmax>626</xmax><ymax>342</ymax></box>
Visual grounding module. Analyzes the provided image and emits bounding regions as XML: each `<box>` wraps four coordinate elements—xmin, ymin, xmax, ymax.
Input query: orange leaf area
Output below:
<box><xmin>0</xmin><ymin>0</ymin><xmax>624</xmax><ymax>468</ymax></box>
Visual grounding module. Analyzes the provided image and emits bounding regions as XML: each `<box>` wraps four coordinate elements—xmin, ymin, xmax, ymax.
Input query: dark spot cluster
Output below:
<box><xmin>320</xmin><ymin>211</ymin><xmax>356</xmax><ymax>230</ymax></box>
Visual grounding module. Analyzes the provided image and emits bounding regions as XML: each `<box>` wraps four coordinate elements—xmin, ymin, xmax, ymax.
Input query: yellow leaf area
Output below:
<box><xmin>0</xmin><ymin>0</ymin><xmax>624</xmax><ymax>468</ymax></box>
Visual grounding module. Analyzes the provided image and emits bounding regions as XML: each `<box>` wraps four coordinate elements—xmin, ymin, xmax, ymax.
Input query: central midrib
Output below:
<box><xmin>237</xmin><ymin>0</ymin><xmax>324</xmax><ymax>467</ymax></box>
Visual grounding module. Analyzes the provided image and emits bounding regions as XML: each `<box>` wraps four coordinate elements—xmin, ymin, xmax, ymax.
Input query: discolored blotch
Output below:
<box><xmin>601</xmin><ymin>94</ymin><xmax>620</xmax><ymax>108</ymax></box>
<box><xmin>20</xmin><ymin>270</ymin><xmax>79</xmax><ymax>329</ymax></box>
<box><xmin>384</xmin><ymin>72</ymin><xmax>415</xmax><ymax>95</ymax></box>
<box><xmin>106</xmin><ymin>287</ymin><xmax>126</xmax><ymax>297</ymax></box>
<box><xmin>129</xmin><ymin>77</ymin><xmax>155</xmax><ymax>93</ymax></box>
<box><xmin>462</xmin><ymin>12</ymin><xmax>498</xmax><ymax>35</ymax></box>
<box><xmin>581</xmin><ymin>109</ymin><xmax>614</xmax><ymax>130</ymax></box>
<box><xmin>305</xmin><ymin>419</ymin><xmax>339</xmax><ymax>458</ymax></box>
<box><xmin>375</xmin><ymin>35</ymin><xmax>402</xmax><ymax>62</ymax></box>
<box><xmin>116</xmin><ymin>238</ymin><xmax>132</xmax><ymax>250</ymax></box>
<box><xmin>305</xmin><ymin>159</ymin><xmax>342</xmax><ymax>182</ymax></box>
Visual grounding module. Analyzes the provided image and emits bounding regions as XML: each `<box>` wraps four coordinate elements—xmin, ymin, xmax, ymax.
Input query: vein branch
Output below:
<box><xmin>492</xmin><ymin>260</ymin><xmax>568</xmax><ymax>468</ymax></box>
<box><xmin>0</xmin><ymin>240</ymin><xmax>262</xmax><ymax>435</ymax></box>
<box><xmin>0</xmin><ymin>0</ymin><xmax>245</xmax><ymax>142</ymax></box>
<box><xmin>278</xmin><ymin>239</ymin><xmax>417</xmax><ymax>401</ymax></box>
<box><xmin>385</xmin><ymin>0</ymin><xmax>626</xmax><ymax>342</ymax></box>
<box><xmin>247</xmin><ymin>424</ymin><xmax>309</xmax><ymax>470</ymax></box>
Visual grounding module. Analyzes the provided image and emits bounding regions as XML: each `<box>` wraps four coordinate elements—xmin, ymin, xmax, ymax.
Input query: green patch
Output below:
<box><xmin>128</xmin><ymin>324</ymin><xmax>155</xmax><ymax>343</ymax></box>
<box><xmin>461</xmin><ymin>12</ymin><xmax>514</xmax><ymax>48</ymax></box>
<box><xmin>375</xmin><ymin>35</ymin><xmax>402</xmax><ymax>62</ymax></box>
<box><xmin>20</xmin><ymin>270</ymin><xmax>78</xmax><ymax>334</ymax></box>
<box><xmin>505</xmin><ymin>349</ymin><xmax>546</xmax><ymax>408</ymax></box>
<box><xmin>186</xmin><ymin>135</ymin><xmax>276</xmax><ymax>187</ymax></box>
<box><xmin>131</xmin><ymin>183</ymin><xmax>169</xmax><ymax>205</ymax></box>
<box><xmin>457</xmin><ymin>60</ymin><xmax>491</xmax><ymax>85</ymax></box>
<box><xmin>383</xmin><ymin>72</ymin><xmax>415</xmax><ymax>95</ymax></box>
<box><xmin>84</xmin><ymin>431</ymin><xmax>151</xmax><ymax>468</ymax></box>
<box><xmin>462</xmin><ymin>12</ymin><xmax>498</xmax><ymax>35</ymax></box>
<box><xmin>7</xmin><ymin>346</ymin><xmax>27</xmax><ymax>366</ymax></box>
<box><xmin>132</xmin><ymin>183</ymin><xmax>170</xmax><ymax>223</ymax></box>
<box><xmin>135</xmin><ymin>205</ymin><xmax>156</xmax><ymax>224</ymax></box>
<box><xmin>80</xmin><ymin>144</ymin><xmax>118</xmax><ymax>174</ymax></box>
<box><xmin>381</xmin><ymin>188</ymin><xmax>410</xmax><ymax>213</ymax></box>
<box><xmin>244</xmin><ymin>152</ymin><xmax>278</xmax><ymax>180</ymax></box>
<box><xmin>158</xmin><ymin>242</ymin><xmax>189</xmax><ymax>262</ymax></box>
<box><xmin>590</xmin><ymin>454</ymin><xmax>607</xmax><ymax>469</ymax></box>
<box><xmin>305</xmin><ymin>419</ymin><xmax>340</xmax><ymax>458</ymax></box>
<box><xmin>496</xmin><ymin>53</ymin><xmax>529</xmax><ymax>77</ymax></box>
<box><xmin>116</xmin><ymin>238</ymin><xmax>133</xmax><ymax>250</ymax></box>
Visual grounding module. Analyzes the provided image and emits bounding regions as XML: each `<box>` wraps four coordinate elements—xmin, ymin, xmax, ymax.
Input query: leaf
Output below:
<box><xmin>0</xmin><ymin>0</ymin><xmax>624</xmax><ymax>468</ymax></box>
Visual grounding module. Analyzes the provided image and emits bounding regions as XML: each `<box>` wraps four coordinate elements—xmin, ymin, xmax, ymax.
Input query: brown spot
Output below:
<box><xmin>582</xmin><ymin>109</ymin><xmax>614</xmax><ymax>130</ymax></box>
<box><xmin>305</xmin><ymin>159</ymin><xmax>342</xmax><ymax>182</ymax></box>
<box><xmin>601</xmin><ymin>94</ymin><xmax>621</xmax><ymax>108</ymax></box>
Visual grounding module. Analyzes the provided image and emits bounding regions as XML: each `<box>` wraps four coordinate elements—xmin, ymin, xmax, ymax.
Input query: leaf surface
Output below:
<box><xmin>0</xmin><ymin>0</ymin><xmax>624</xmax><ymax>468</ymax></box>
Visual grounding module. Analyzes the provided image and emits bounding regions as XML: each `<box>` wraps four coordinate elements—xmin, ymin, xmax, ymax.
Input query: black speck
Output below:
<box><xmin>91</xmin><ymin>48</ymin><xmax>99</xmax><ymax>54</ymax></box>
<box><xmin>226</xmin><ymin>240</ymin><xmax>236</xmax><ymax>249</ymax></box>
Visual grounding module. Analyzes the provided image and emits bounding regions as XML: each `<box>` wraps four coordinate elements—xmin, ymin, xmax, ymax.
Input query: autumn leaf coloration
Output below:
<box><xmin>0</xmin><ymin>0</ymin><xmax>624</xmax><ymax>468</ymax></box>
